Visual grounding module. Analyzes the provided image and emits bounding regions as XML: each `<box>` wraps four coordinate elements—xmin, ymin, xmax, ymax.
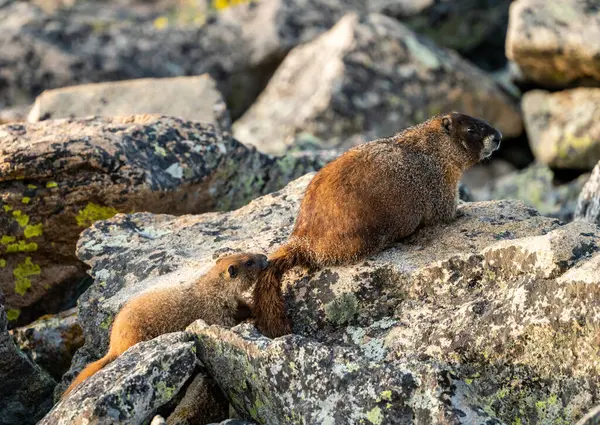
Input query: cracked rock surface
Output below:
<box><xmin>63</xmin><ymin>173</ymin><xmax>600</xmax><ymax>424</ymax></box>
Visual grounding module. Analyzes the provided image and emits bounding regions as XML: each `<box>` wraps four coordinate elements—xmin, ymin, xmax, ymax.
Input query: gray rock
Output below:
<box><xmin>166</xmin><ymin>373</ymin><xmax>229</xmax><ymax>425</ymax></box>
<box><xmin>576</xmin><ymin>160</ymin><xmax>600</xmax><ymax>225</ymax></box>
<box><xmin>372</xmin><ymin>0</ymin><xmax>512</xmax><ymax>71</ymax></box>
<box><xmin>233</xmin><ymin>13</ymin><xmax>522</xmax><ymax>155</ymax></box>
<box><xmin>27</xmin><ymin>75</ymin><xmax>231</xmax><ymax>131</ymax></box>
<box><xmin>11</xmin><ymin>307</ymin><xmax>83</xmax><ymax>381</ymax></box>
<box><xmin>472</xmin><ymin>163</ymin><xmax>589</xmax><ymax>223</ymax></box>
<box><xmin>70</xmin><ymin>170</ymin><xmax>600</xmax><ymax>424</ymax></box>
<box><xmin>523</xmin><ymin>88</ymin><xmax>600</xmax><ymax>170</ymax></box>
<box><xmin>506</xmin><ymin>0</ymin><xmax>600</xmax><ymax>87</ymax></box>
<box><xmin>39</xmin><ymin>332</ymin><xmax>197</xmax><ymax>425</ymax></box>
<box><xmin>0</xmin><ymin>0</ymin><xmax>364</xmax><ymax>118</ymax></box>
<box><xmin>0</xmin><ymin>115</ymin><xmax>324</xmax><ymax>322</ymax></box>
<box><xmin>577</xmin><ymin>405</ymin><xmax>600</xmax><ymax>425</ymax></box>
<box><xmin>0</xmin><ymin>291</ymin><xmax>55</xmax><ymax>425</ymax></box>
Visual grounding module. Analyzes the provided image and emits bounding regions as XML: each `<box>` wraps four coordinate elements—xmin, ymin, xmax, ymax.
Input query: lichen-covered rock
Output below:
<box><xmin>523</xmin><ymin>88</ymin><xmax>600</xmax><ymax>170</ymax></box>
<box><xmin>40</xmin><ymin>332</ymin><xmax>197</xmax><ymax>425</ymax></box>
<box><xmin>0</xmin><ymin>291</ymin><xmax>55</xmax><ymax>425</ymax></box>
<box><xmin>472</xmin><ymin>163</ymin><xmax>589</xmax><ymax>223</ymax></box>
<box><xmin>166</xmin><ymin>373</ymin><xmax>229</xmax><ymax>425</ymax></box>
<box><xmin>27</xmin><ymin>75</ymin><xmax>231</xmax><ymax>131</ymax></box>
<box><xmin>11</xmin><ymin>307</ymin><xmax>83</xmax><ymax>381</ymax></box>
<box><xmin>189</xmin><ymin>321</ymin><xmax>500</xmax><ymax>424</ymax></box>
<box><xmin>372</xmin><ymin>0</ymin><xmax>512</xmax><ymax>71</ymax></box>
<box><xmin>578</xmin><ymin>405</ymin><xmax>600</xmax><ymax>425</ymax></box>
<box><xmin>0</xmin><ymin>115</ymin><xmax>325</xmax><ymax>322</ymax></box>
<box><xmin>69</xmin><ymin>170</ymin><xmax>600</xmax><ymax>423</ymax></box>
<box><xmin>506</xmin><ymin>0</ymin><xmax>600</xmax><ymax>87</ymax></box>
<box><xmin>233</xmin><ymin>13</ymin><xmax>522</xmax><ymax>155</ymax></box>
<box><xmin>576</xmin><ymin>160</ymin><xmax>600</xmax><ymax>225</ymax></box>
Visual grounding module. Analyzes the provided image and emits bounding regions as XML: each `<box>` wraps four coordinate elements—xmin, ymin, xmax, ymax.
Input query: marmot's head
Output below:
<box><xmin>216</xmin><ymin>252</ymin><xmax>268</xmax><ymax>291</ymax></box>
<box><xmin>441</xmin><ymin>112</ymin><xmax>502</xmax><ymax>162</ymax></box>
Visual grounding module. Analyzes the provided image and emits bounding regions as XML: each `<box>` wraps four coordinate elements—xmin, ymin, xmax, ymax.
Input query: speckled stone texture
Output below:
<box><xmin>11</xmin><ymin>307</ymin><xmax>83</xmax><ymax>381</ymax></box>
<box><xmin>576</xmin><ymin>161</ymin><xmax>600</xmax><ymax>226</ymax></box>
<box><xmin>233</xmin><ymin>13</ymin><xmax>522</xmax><ymax>155</ymax></box>
<box><xmin>40</xmin><ymin>332</ymin><xmax>197</xmax><ymax>425</ymax></box>
<box><xmin>0</xmin><ymin>292</ymin><xmax>55</xmax><ymax>425</ymax></box>
<box><xmin>506</xmin><ymin>0</ymin><xmax>600</xmax><ymax>87</ymax></box>
<box><xmin>68</xmin><ymin>173</ymin><xmax>600</xmax><ymax>424</ymax></box>
<box><xmin>471</xmin><ymin>163</ymin><xmax>589</xmax><ymax>223</ymax></box>
<box><xmin>522</xmin><ymin>88</ymin><xmax>600</xmax><ymax>170</ymax></box>
<box><xmin>0</xmin><ymin>115</ymin><xmax>325</xmax><ymax>323</ymax></box>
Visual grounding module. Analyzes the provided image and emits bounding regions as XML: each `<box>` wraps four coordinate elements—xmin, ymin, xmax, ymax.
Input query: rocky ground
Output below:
<box><xmin>1</xmin><ymin>0</ymin><xmax>600</xmax><ymax>424</ymax></box>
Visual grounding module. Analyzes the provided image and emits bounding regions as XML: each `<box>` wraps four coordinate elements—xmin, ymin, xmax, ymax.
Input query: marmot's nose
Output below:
<box><xmin>259</xmin><ymin>255</ymin><xmax>269</xmax><ymax>270</ymax></box>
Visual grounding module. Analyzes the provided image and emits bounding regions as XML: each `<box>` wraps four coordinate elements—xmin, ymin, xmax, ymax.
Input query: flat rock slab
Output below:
<box><xmin>506</xmin><ymin>0</ymin><xmax>600</xmax><ymax>87</ymax></box>
<box><xmin>39</xmin><ymin>332</ymin><xmax>197</xmax><ymax>425</ymax></box>
<box><xmin>576</xmin><ymin>160</ymin><xmax>600</xmax><ymax>225</ymax></box>
<box><xmin>233</xmin><ymin>13</ymin><xmax>522</xmax><ymax>155</ymax></box>
<box><xmin>0</xmin><ymin>293</ymin><xmax>55</xmax><ymax>425</ymax></box>
<box><xmin>27</xmin><ymin>75</ymin><xmax>231</xmax><ymax>131</ymax></box>
<box><xmin>0</xmin><ymin>115</ymin><xmax>323</xmax><ymax>321</ymax></box>
<box><xmin>70</xmin><ymin>170</ymin><xmax>600</xmax><ymax>423</ymax></box>
<box><xmin>523</xmin><ymin>88</ymin><xmax>600</xmax><ymax>170</ymax></box>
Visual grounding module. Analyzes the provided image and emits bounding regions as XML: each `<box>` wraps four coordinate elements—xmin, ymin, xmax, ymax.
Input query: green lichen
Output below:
<box><xmin>380</xmin><ymin>390</ymin><xmax>392</xmax><ymax>401</ymax></box>
<box><xmin>46</xmin><ymin>181</ymin><xmax>58</xmax><ymax>188</ymax></box>
<box><xmin>13</xmin><ymin>257</ymin><xmax>41</xmax><ymax>295</ymax></box>
<box><xmin>324</xmin><ymin>293</ymin><xmax>358</xmax><ymax>325</ymax></box>
<box><xmin>21</xmin><ymin>197</ymin><xmax>31</xmax><ymax>204</ymax></box>
<box><xmin>3</xmin><ymin>205</ymin><xmax>13</xmax><ymax>212</ymax></box>
<box><xmin>24</xmin><ymin>223</ymin><xmax>43</xmax><ymax>238</ymax></box>
<box><xmin>366</xmin><ymin>406</ymin><xmax>383</xmax><ymax>425</ymax></box>
<box><xmin>6</xmin><ymin>241</ymin><xmax>38</xmax><ymax>253</ymax></box>
<box><xmin>100</xmin><ymin>314</ymin><xmax>113</xmax><ymax>330</ymax></box>
<box><xmin>12</xmin><ymin>210</ymin><xmax>29</xmax><ymax>227</ymax></box>
<box><xmin>76</xmin><ymin>203</ymin><xmax>119</xmax><ymax>227</ymax></box>
<box><xmin>6</xmin><ymin>308</ymin><xmax>20</xmax><ymax>321</ymax></box>
<box><xmin>27</xmin><ymin>184</ymin><xmax>37</xmax><ymax>189</ymax></box>
<box><xmin>0</xmin><ymin>258</ymin><xmax>6</xmax><ymax>268</ymax></box>
<box><xmin>155</xmin><ymin>381</ymin><xmax>176</xmax><ymax>400</ymax></box>
<box><xmin>1</xmin><ymin>235</ymin><xmax>16</xmax><ymax>245</ymax></box>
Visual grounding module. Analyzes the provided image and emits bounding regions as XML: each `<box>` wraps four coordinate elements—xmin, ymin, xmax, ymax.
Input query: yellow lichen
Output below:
<box><xmin>27</xmin><ymin>184</ymin><xmax>37</xmax><ymax>189</ymax></box>
<box><xmin>6</xmin><ymin>309</ymin><xmax>20</xmax><ymax>321</ymax></box>
<box><xmin>153</xmin><ymin>16</ymin><xmax>169</xmax><ymax>29</ymax></box>
<box><xmin>76</xmin><ymin>203</ymin><xmax>119</xmax><ymax>227</ymax></box>
<box><xmin>12</xmin><ymin>211</ymin><xmax>29</xmax><ymax>227</ymax></box>
<box><xmin>21</xmin><ymin>197</ymin><xmax>31</xmax><ymax>204</ymax></box>
<box><xmin>0</xmin><ymin>258</ymin><xmax>6</xmax><ymax>268</ymax></box>
<box><xmin>13</xmin><ymin>257</ymin><xmax>41</xmax><ymax>296</ymax></box>
<box><xmin>46</xmin><ymin>181</ymin><xmax>58</xmax><ymax>188</ymax></box>
<box><xmin>366</xmin><ymin>406</ymin><xmax>383</xmax><ymax>425</ymax></box>
<box><xmin>3</xmin><ymin>205</ymin><xmax>12</xmax><ymax>212</ymax></box>
<box><xmin>24</xmin><ymin>223</ymin><xmax>43</xmax><ymax>239</ymax></box>
<box><xmin>7</xmin><ymin>241</ymin><xmax>38</xmax><ymax>253</ymax></box>
<box><xmin>1</xmin><ymin>235</ymin><xmax>16</xmax><ymax>245</ymax></box>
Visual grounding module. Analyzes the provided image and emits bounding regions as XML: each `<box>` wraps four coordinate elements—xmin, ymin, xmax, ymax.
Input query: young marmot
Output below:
<box><xmin>62</xmin><ymin>252</ymin><xmax>268</xmax><ymax>397</ymax></box>
<box><xmin>254</xmin><ymin>112</ymin><xmax>502</xmax><ymax>338</ymax></box>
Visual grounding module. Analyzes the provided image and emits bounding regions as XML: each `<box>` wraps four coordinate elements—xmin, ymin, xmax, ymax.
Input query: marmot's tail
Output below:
<box><xmin>253</xmin><ymin>244</ymin><xmax>305</xmax><ymax>338</ymax></box>
<box><xmin>62</xmin><ymin>352</ymin><xmax>117</xmax><ymax>399</ymax></box>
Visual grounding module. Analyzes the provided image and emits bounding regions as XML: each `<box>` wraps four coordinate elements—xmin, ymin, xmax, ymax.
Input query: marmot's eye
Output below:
<box><xmin>467</xmin><ymin>127</ymin><xmax>476</xmax><ymax>133</ymax></box>
<box><xmin>245</xmin><ymin>260</ymin><xmax>254</xmax><ymax>267</ymax></box>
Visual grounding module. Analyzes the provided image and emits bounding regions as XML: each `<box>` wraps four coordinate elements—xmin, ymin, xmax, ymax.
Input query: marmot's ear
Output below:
<box><xmin>442</xmin><ymin>116</ymin><xmax>452</xmax><ymax>134</ymax></box>
<box><xmin>228</xmin><ymin>264</ymin><xmax>238</xmax><ymax>278</ymax></box>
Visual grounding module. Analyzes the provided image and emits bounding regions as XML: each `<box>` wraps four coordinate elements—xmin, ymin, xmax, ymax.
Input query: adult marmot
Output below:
<box><xmin>253</xmin><ymin>112</ymin><xmax>502</xmax><ymax>338</ymax></box>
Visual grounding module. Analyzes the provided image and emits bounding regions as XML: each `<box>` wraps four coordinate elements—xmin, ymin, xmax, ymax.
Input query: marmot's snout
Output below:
<box><xmin>492</xmin><ymin>129</ymin><xmax>502</xmax><ymax>151</ymax></box>
<box><xmin>258</xmin><ymin>254</ymin><xmax>269</xmax><ymax>270</ymax></box>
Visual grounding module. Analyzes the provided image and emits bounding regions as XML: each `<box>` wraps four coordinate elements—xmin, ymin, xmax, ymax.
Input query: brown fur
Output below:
<box><xmin>62</xmin><ymin>252</ymin><xmax>268</xmax><ymax>398</ymax></box>
<box><xmin>253</xmin><ymin>113</ymin><xmax>502</xmax><ymax>338</ymax></box>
